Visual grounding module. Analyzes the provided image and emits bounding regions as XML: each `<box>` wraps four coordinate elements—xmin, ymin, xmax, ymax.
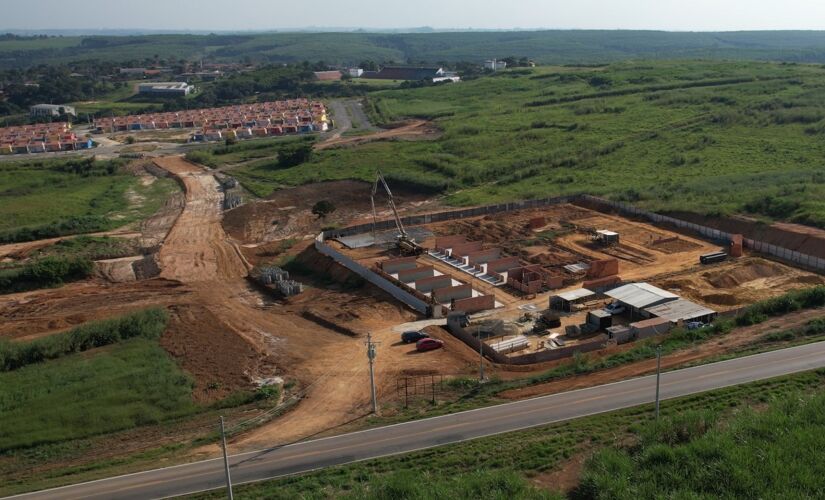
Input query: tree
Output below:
<box><xmin>277</xmin><ymin>142</ymin><xmax>313</xmax><ymax>168</ymax></box>
<box><xmin>312</xmin><ymin>200</ymin><xmax>336</xmax><ymax>219</ymax></box>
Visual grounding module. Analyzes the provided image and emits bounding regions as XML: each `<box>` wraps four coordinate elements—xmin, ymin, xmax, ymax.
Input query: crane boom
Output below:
<box><xmin>371</xmin><ymin>171</ymin><xmax>407</xmax><ymax>239</ymax></box>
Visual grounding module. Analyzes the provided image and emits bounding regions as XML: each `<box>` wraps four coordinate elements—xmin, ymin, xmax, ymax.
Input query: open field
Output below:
<box><xmin>239</xmin><ymin>61</ymin><xmax>825</xmax><ymax>228</ymax></box>
<box><xmin>0</xmin><ymin>158</ymin><xmax>180</xmax><ymax>241</ymax></box>
<box><xmin>0</xmin><ymin>335</ymin><xmax>196</xmax><ymax>451</ymax></box>
<box><xmin>7</xmin><ymin>31</ymin><xmax>825</xmax><ymax>68</ymax></box>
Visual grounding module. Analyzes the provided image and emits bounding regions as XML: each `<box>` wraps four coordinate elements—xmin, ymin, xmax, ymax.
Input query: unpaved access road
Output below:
<box><xmin>152</xmin><ymin>157</ymin><xmax>474</xmax><ymax>453</ymax></box>
<box><xmin>315</xmin><ymin>119</ymin><xmax>439</xmax><ymax>150</ymax></box>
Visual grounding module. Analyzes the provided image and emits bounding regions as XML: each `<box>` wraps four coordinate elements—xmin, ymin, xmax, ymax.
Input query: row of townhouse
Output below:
<box><xmin>0</xmin><ymin>122</ymin><xmax>94</xmax><ymax>155</ymax></box>
<box><xmin>93</xmin><ymin>100</ymin><xmax>327</xmax><ymax>134</ymax></box>
<box><xmin>191</xmin><ymin>121</ymin><xmax>327</xmax><ymax>142</ymax></box>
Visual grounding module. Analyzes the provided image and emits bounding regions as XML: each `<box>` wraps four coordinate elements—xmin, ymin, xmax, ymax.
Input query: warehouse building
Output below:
<box><xmin>30</xmin><ymin>104</ymin><xmax>76</xmax><ymax>118</ymax></box>
<box><xmin>363</xmin><ymin>66</ymin><xmax>445</xmax><ymax>81</ymax></box>
<box><xmin>604</xmin><ymin>282</ymin><xmax>679</xmax><ymax>319</ymax></box>
<box><xmin>138</xmin><ymin>82</ymin><xmax>194</xmax><ymax>96</ymax></box>
<box><xmin>314</xmin><ymin>71</ymin><xmax>343</xmax><ymax>81</ymax></box>
<box><xmin>644</xmin><ymin>299</ymin><xmax>717</xmax><ymax>324</ymax></box>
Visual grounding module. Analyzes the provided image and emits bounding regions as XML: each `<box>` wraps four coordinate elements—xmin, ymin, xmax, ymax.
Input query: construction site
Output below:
<box><xmin>3</xmin><ymin>157</ymin><xmax>825</xmax><ymax>481</ymax></box>
<box><xmin>318</xmin><ymin>178</ymin><xmax>825</xmax><ymax>367</ymax></box>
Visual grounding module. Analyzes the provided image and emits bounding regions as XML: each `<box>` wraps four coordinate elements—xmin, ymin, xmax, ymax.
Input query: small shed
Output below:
<box><xmin>606</xmin><ymin>325</ymin><xmax>633</xmax><ymax>344</ymax></box>
<box><xmin>587</xmin><ymin>309</ymin><xmax>613</xmax><ymax>330</ymax></box>
<box><xmin>630</xmin><ymin>317</ymin><xmax>673</xmax><ymax>340</ymax></box>
<box><xmin>550</xmin><ymin>288</ymin><xmax>596</xmax><ymax>312</ymax></box>
<box><xmin>595</xmin><ymin>230</ymin><xmax>619</xmax><ymax>246</ymax></box>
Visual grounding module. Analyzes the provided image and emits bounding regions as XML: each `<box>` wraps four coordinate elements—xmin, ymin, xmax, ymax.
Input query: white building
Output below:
<box><xmin>484</xmin><ymin>59</ymin><xmax>507</xmax><ymax>71</ymax></box>
<box><xmin>348</xmin><ymin>68</ymin><xmax>364</xmax><ymax>78</ymax></box>
<box><xmin>30</xmin><ymin>104</ymin><xmax>76</xmax><ymax>118</ymax></box>
<box><xmin>137</xmin><ymin>82</ymin><xmax>194</xmax><ymax>96</ymax></box>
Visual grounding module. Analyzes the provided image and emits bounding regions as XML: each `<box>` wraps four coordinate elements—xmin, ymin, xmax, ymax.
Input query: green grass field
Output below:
<box><xmin>0</xmin><ymin>158</ymin><xmax>179</xmax><ymax>239</ymax></box>
<box><xmin>232</xmin><ymin>60</ymin><xmax>825</xmax><ymax>227</ymax></box>
<box><xmin>0</xmin><ymin>338</ymin><xmax>196</xmax><ymax>451</ymax></box>
<box><xmin>578</xmin><ymin>386</ymin><xmax>825</xmax><ymax>498</ymax></box>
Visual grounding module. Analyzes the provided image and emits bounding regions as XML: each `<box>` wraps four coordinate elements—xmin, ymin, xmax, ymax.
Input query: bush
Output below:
<box><xmin>0</xmin><ymin>216</ymin><xmax>111</xmax><ymax>244</ymax></box>
<box><xmin>735</xmin><ymin>286</ymin><xmax>825</xmax><ymax>327</ymax></box>
<box><xmin>0</xmin><ymin>256</ymin><xmax>93</xmax><ymax>294</ymax></box>
<box><xmin>278</xmin><ymin>142</ymin><xmax>314</xmax><ymax>168</ymax></box>
<box><xmin>0</xmin><ymin>308</ymin><xmax>168</xmax><ymax>371</ymax></box>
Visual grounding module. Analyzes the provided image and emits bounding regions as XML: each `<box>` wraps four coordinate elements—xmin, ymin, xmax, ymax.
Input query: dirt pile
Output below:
<box><xmin>707</xmin><ymin>261</ymin><xmax>787</xmax><ymax>288</ymax></box>
<box><xmin>666</xmin><ymin>210</ymin><xmax>825</xmax><ymax>260</ymax></box>
<box><xmin>222</xmin><ymin>180</ymin><xmax>433</xmax><ymax>242</ymax></box>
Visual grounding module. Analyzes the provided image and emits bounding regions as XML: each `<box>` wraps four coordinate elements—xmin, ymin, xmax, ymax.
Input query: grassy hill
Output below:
<box><xmin>6</xmin><ymin>30</ymin><xmax>825</xmax><ymax>68</ymax></box>
<box><xmin>231</xmin><ymin>60</ymin><xmax>825</xmax><ymax>228</ymax></box>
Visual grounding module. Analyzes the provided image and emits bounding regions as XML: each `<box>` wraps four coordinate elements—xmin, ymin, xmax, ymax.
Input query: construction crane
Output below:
<box><xmin>371</xmin><ymin>171</ymin><xmax>423</xmax><ymax>255</ymax></box>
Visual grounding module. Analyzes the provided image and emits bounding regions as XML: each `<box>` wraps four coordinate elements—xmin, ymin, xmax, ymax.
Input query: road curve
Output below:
<box><xmin>10</xmin><ymin>341</ymin><xmax>825</xmax><ymax>500</ymax></box>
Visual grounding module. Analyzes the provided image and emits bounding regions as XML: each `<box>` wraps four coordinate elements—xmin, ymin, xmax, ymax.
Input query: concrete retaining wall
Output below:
<box><xmin>433</xmin><ymin>284</ymin><xmax>473</xmax><ymax>303</ymax></box>
<box><xmin>415</xmin><ymin>274</ymin><xmax>452</xmax><ymax>293</ymax></box>
<box><xmin>397</xmin><ymin>265</ymin><xmax>435</xmax><ymax>283</ymax></box>
<box><xmin>315</xmin><ymin>235</ymin><xmax>429</xmax><ymax>315</ymax></box>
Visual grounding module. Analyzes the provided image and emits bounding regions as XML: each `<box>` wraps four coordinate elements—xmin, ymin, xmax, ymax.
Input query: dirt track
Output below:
<box><xmin>315</xmin><ymin>120</ymin><xmax>440</xmax><ymax>150</ymax></box>
<box><xmin>150</xmin><ymin>157</ymin><xmax>475</xmax><ymax>450</ymax></box>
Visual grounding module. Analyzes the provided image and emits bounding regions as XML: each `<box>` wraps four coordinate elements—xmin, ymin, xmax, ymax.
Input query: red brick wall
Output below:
<box><xmin>450</xmin><ymin>241</ymin><xmax>483</xmax><ymax>257</ymax></box>
<box><xmin>487</xmin><ymin>256</ymin><xmax>521</xmax><ymax>273</ymax></box>
<box><xmin>586</xmin><ymin>258</ymin><xmax>619</xmax><ymax>279</ymax></box>
<box><xmin>397</xmin><ymin>265</ymin><xmax>435</xmax><ymax>283</ymax></box>
<box><xmin>453</xmin><ymin>295</ymin><xmax>495</xmax><ymax>313</ymax></box>
<box><xmin>415</xmin><ymin>274</ymin><xmax>453</xmax><ymax>293</ymax></box>
<box><xmin>435</xmin><ymin>235</ymin><xmax>467</xmax><ymax>249</ymax></box>
<box><xmin>380</xmin><ymin>256</ymin><xmax>419</xmax><ymax>274</ymax></box>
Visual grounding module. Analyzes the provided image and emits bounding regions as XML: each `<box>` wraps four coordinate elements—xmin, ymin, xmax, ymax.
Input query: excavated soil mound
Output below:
<box><xmin>701</xmin><ymin>293</ymin><xmax>740</xmax><ymax>306</ymax></box>
<box><xmin>222</xmin><ymin>180</ymin><xmax>431</xmax><ymax>242</ymax></box>
<box><xmin>707</xmin><ymin>261</ymin><xmax>787</xmax><ymax>288</ymax></box>
<box><xmin>161</xmin><ymin>304</ymin><xmax>272</xmax><ymax>403</ymax></box>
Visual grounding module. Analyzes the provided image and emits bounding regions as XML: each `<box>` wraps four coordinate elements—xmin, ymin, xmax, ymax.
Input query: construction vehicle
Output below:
<box><xmin>371</xmin><ymin>171</ymin><xmax>424</xmax><ymax>255</ymax></box>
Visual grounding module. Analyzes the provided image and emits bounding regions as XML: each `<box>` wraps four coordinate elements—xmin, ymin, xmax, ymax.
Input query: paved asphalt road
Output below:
<box><xmin>11</xmin><ymin>341</ymin><xmax>825</xmax><ymax>499</ymax></box>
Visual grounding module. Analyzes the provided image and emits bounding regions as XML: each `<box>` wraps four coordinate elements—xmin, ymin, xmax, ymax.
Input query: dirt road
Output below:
<box><xmin>154</xmin><ymin>157</ymin><xmax>248</xmax><ymax>282</ymax></box>
<box><xmin>315</xmin><ymin>119</ymin><xmax>439</xmax><ymax>150</ymax></box>
<box><xmin>149</xmin><ymin>157</ymin><xmax>476</xmax><ymax>451</ymax></box>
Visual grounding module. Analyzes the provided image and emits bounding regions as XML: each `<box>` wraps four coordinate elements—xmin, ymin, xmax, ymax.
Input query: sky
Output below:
<box><xmin>5</xmin><ymin>0</ymin><xmax>825</xmax><ymax>32</ymax></box>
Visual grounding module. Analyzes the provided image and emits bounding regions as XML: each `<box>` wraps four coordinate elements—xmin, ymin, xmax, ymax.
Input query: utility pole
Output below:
<box><xmin>655</xmin><ymin>345</ymin><xmax>662</xmax><ymax>421</ymax></box>
<box><xmin>366</xmin><ymin>332</ymin><xmax>378</xmax><ymax>414</ymax></box>
<box><xmin>477</xmin><ymin>326</ymin><xmax>485</xmax><ymax>382</ymax></box>
<box><xmin>219</xmin><ymin>416</ymin><xmax>234</xmax><ymax>500</ymax></box>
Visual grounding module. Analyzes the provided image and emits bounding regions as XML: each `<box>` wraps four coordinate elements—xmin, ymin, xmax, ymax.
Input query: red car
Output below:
<box><xmin>416</xmin><ymin>338</ymin><xmax>444</xmax><ymax>352</ymax></box>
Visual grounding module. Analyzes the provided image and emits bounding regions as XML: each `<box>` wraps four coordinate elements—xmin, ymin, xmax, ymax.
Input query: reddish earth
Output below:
<box><xmin>666</xmin><ymin>210</ymin><xmax>825</xmax><ymax>260</ymax></box>
<box><xmin>315</xmin><ymin>119</ymin><xmax>440</xmax><ymax>150</ymax></box>
<box><xmin>223</xmin><ymin>179</ymin><xmax>438</xmax><ymax>243</ymax></box>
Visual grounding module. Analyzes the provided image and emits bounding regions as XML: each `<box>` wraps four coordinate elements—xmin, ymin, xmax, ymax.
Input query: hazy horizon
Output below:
<box><xmin>5</xmin><ymin>0</ymin><xmax>825</xmax><ymax>32</ymax></box>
